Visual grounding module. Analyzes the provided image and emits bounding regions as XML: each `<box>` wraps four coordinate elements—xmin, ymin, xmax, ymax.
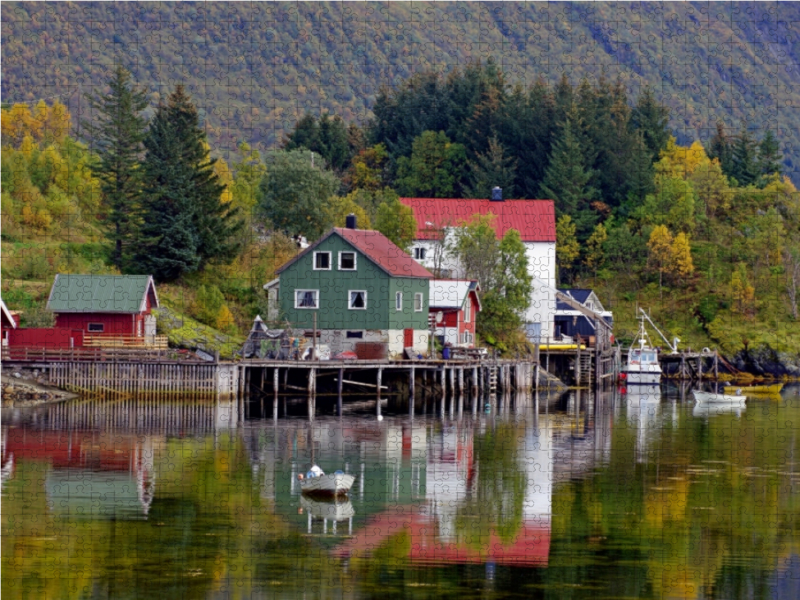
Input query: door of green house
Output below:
<box><xmin>404</xmin><ymin>328</ymin><xmax>414</xmax><ymax>347</ymax></box>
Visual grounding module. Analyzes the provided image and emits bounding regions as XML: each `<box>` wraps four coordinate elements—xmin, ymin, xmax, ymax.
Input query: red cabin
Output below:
<box><xmin>429</xmin><ymin>280</ymin><xmax>481</xmax><ymax>348</ymax></box>
<box><xmin>46</xmin><ymin>274</ymin><xmax>160</xmax><ymax>338</ymax></box>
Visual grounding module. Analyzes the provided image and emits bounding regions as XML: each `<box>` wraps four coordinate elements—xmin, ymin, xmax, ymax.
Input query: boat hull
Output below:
<box><xmin>693</xmin><ymin>390</ymin><xmax>747</xmax><ymax>404</ymax></box>
<box><xmin>723</xmin><ymin>383</ymin><xmax>783</xmax><ymax>396</ymax></box>
<box><xmin>623</xmin><ymin>369</ymin><xmax>662</xmax><ymax>384</ymax></box>
<box><xmin>299</xmin><ymin>473</ymin><xmax>355</xmax><ymax>497</ymax></box>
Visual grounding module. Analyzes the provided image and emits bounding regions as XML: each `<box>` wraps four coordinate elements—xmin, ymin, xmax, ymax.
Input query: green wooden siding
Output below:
<box><xmin>278</xmin><ymin>234</ymin><xmax>429</xmax><ymax>330</ymax></box>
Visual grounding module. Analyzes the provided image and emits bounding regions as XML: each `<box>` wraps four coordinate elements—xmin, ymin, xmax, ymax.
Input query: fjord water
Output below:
<box><xmin>3</xmin><ymin>387</ymin><xmax>800</xmax><ymax>599</ymax></box>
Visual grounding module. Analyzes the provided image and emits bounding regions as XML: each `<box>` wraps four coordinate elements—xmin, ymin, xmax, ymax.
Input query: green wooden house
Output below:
<box><xmin>267</xmin><ymin>224</ymin><xmax>433</xmax><ymax>357</ymax></box>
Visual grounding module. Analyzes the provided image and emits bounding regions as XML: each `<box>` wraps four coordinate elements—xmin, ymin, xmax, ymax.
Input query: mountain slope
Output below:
<box><xmin>3</xmin><ymin>1</ymin><xmax>799</xmax><ymax>176</ymax></box>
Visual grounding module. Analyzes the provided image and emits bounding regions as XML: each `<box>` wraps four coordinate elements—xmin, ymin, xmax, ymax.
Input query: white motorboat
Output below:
<box><xmin>298</xmin><ymin>465</ymin><xmax>355</xmax><ymax>496</ymax></box>
<box><xmin>623</xmin><ymin>314</ymin><xmax>662</xmax><ymax>384</ymax></box>
<box><xmin>692</xmin><ymin>390</ymin><xmax>746</xmax><ymax>404</ymax></box>
<box><xmin>300</xmin><ymin>495</ymin><xmax>355</xmax><ymax>521</ymax></box>
<box><xmin>693</xmin><ymin>402</ymin><xmax>745</xmax><ymax>418</ymax></box>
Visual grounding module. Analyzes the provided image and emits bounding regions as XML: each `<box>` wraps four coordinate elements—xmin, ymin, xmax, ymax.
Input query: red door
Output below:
<box><xmin>403</xmin><ymin>328</ymin><xmax>414</xmax><ymax>347</ymax></box>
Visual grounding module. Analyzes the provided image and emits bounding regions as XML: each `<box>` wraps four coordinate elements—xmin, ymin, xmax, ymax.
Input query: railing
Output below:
<box><xmin>1</xmin><ymin>345</ymin><xmax>204</xmax><ymax>363</ymax></box>
<box><xmin>84</xmin><ymin>334</ymin><xmax>169</xmax><ymax>349</ymax></box>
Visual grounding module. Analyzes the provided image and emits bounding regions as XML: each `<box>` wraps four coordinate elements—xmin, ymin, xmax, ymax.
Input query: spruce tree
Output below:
<box><xmin>630</xmin><ymin>85</ymin><xmax>670</xmax><ymax>162</ymax></box>
<box><xmin>731</xmin><ymin>128</ymin><xmax>759</xmax><ymax>187</ymax></box>
<box><xmin>707</xmin><ymin>121</ymin><xmax>734</xmax><ymax>177</ymax></box>
<box><xmin>465</xmin><ymin>136</ymin><xmax>517</xmax><ymax>199</ymax></box>
<box><xmin>540</xmin><ymin>116</ymin><xmax>598</xmax><ymax>242</ymax></box>
<box><xmin>758</xmin><ymin>130</ymin><xmax>783</xmax><ymax>180</ymax></box>
<box><xmin>137</xmin><ymin>86</ymin><xmax>242</xmax><ymax>281</ymax></box>
<box><xmin>83</xmin><ymin>65</ymin><xmax>148</xmax><ymax>270</ymax></box>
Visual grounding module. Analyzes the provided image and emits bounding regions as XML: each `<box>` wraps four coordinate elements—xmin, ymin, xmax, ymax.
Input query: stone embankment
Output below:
<box><xmin>2</xmin><ymin>368</ymin><xmax>78</xmax><ymax>405</ymax></box>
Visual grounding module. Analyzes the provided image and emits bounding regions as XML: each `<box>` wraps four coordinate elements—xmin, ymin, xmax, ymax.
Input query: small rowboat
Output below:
<box><xmin>298</xmin><ymin>466</ymin><xmax>355</xmax><ymax>497</ymax></box>
<box><xmin>692</xmin><ymin>390</ymin><xmax>747</xmax><ymax>404</ymax></box>
<box><xmin>723</xmin><ymin>383</ymin><xmax>783</xmax><ymax>396</ymax></box>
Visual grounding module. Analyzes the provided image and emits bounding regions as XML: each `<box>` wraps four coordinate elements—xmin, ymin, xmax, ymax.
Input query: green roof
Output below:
<box><xmin>46</xmin><ymin>274</ymin><xmax>159</xmax><ymax>314</ymax></box>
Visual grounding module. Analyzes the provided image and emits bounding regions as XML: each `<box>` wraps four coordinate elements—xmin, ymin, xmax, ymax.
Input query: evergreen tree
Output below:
<box><xmin>540</xmin><ymin>116</ymin><xmax>598</xmax><ymax>241</ymax></box>
<box><xmin>394</xmin><ymin>130</ymin><xmax>466</xmax><ymax>198</ymax></box>
<box><xmin>630</xmin><ymin>85</ymin><xmax>670</xmax><ymax>162</ymax></box>
<box><xmin>465</xmin><ymin>136</ymin><xmax>517</xmax><ymax>199</ymax></box>
<box><xmin>137</xmin><ymin>86</ymin><xmax>243</xmax><ymax>281</ymax></box>
<box><xmin>83</xmin><ymin>65</ymin><xmax>148</xmax><ymax>270</ymax></box>
<box><xmin>758</xmin><ymin>129</ymin><xmax>783</xmax><ymax>180</ymax></box>
<box><xmin>731</xmin><ymin>128</ymin><xmax>760</xmax><ymax>187</ymax></box>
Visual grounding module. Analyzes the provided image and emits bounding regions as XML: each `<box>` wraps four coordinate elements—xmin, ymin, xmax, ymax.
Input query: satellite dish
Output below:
<box><xmin>435</xmin><ymin>311</ymin><xmax>444</xmax><ymax>324</ymax></box>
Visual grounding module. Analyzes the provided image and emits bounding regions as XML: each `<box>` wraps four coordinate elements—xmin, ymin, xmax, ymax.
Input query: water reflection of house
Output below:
<box><xmin>3</xmin><ymin>427</ymin><xmax>156</xmax><ymax>519</ymax></box>
<box><xmin>331</xmin><ymin>420</ymin><xmax>554</xmax><ymax>567</ymax></box>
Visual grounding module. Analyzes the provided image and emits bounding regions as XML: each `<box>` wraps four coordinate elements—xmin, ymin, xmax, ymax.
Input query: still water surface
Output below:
<box><xmin>3</xmin><ymin>386</ymin><xmax>800</xmax><ymax>599</ymax></box>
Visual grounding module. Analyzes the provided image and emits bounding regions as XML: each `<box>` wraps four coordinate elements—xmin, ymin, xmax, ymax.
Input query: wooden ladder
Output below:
<box><xmin>488</xmin><ymin>365</ymin><xmax>498</xmax><ymax>393</ymax></box>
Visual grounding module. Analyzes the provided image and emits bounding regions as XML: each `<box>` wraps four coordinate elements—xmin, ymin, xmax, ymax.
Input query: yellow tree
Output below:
<box><xmin>1</xmin><ymin>103</ymin><xmax>33</xmax><ymax>147</ymax></box>
<box><xmin>669</xmin><ymin>232</ymin><xmax>694</xmax><ymax>283</ymax></box>
<box><xmin>584</xmin><ymin>222</ymin><xmax>608</xmax><ymax>278</ymax></box>
<box><xmin>556</xmin><ymin>215</ymin><xmax>580</xmax><ymax>284</ymax></box>
<box><xmin>323</xmin><ymin>191</ymin><xmax>371</xmax><ymax>230</ymax></box>
<box><xmin>730</xmin><ymin>263</ymin><xmax>755</xmax><ymax>318</ymax></box>
<box><xmin>647</xmin><ymin>225</ymin><xmax>674</xmax><ymax>296</ymax></box>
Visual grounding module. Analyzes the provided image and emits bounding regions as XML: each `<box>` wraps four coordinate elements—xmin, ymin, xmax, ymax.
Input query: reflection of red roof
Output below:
<box><xmin>276</xmin><ymin>228</ymin><xmax>433</xmax><ymax>279</ymax></box>
<box><xmin>332</xmin><ymin>505</ymin><xmax>550</xmax><ymax>567</ymax></box>
<box><xmin>401</xmin><ymin>198</ymin><xmax>556</xmax><ymax>242</ymax></box>
<box><xmin>4</xmin><ymin>428</ymin><xmax>136</xmax><ymax>471</ymax></box>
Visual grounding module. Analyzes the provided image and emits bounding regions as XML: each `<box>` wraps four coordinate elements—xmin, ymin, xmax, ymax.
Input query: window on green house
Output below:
<box><xmin>314</xmin><ymin>252</ymin><xmax>331</xmax><ymax>270</ymax></box>
<box><xmin>339</xmin><ymin>252</ymin><xmax>356</xmax><ymax>270</ymax></box>
<box><xmin>349</xmin><ymin>290</ymin><xmax>367</xmax><ymax>309</ymax></box>
<box><xmin>414</xmin><ymin>293</ymin><xmax>423</xmax><ymax>312</ymax></box>
<box><xmin>395</xmin><ymin>292</ymin><xmax>403</xmax><ymax>311</ymax></box>
<box><xmin>295</xmin><ymin>290</ymin><xmax>319</xmax><ymax>309</ymax></box>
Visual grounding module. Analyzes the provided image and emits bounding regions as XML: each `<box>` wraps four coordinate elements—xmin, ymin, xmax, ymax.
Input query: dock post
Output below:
<box><xmin>409</xmin><ymin>367</ymin><xmax>415</xmax><ymax>418</ymax></box>
<box><xmin>575</xmin><ymin>347</ymin><xmax>582</xmax><ymax>387</ymax></box>
<box><xmin>472</xmin><ymin>366</ymin><xmax>478</xmax><ymax>396</ymax></box>
<box><xmin>440</xmin><ymin>368</ymin><xmax>446</xmax><ymax>418</ymax></box>
<box><xmin>337</xmin><ymin>367</ymin><xmax>344</xmax><ymax>416</ymax></box>
<box><xmin>376</xmin><ymin>368</ymin><xmax>383</xmax><ymax>418</ymax></box>
<box><xmin>698</xmin><ymin>355</ymin><xmax>703</xmax><ymax>380</ymax></box>
<box><xmin>273</xmin><ymin>368</ymin><xmax>279</xmax><ymax>419</ymax></box>
<box><xmin>308</xmin><ymin>368</ymin><xmax>316</xmax><ymax>421</ymax></box>
<box><xmin>714</xmin><ymin>352</ymin><xmax>719</xmax><ymax>380</ymax></box>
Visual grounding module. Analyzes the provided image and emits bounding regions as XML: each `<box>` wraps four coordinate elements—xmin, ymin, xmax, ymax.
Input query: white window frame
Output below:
<box><xmin>414</xmin><ymin>292</ymin><xmax>424</xmax><ymax>312</ymax></box>
<box><xmin>395</xmin><ymin>292</ymin><xmax>403</xmax><ymax>311</ymax></box>
<box><xmin>313</xmin><ymin>251</ymin><xmax>331</xmax><ymax>270</ymax></box>
<box><xmin>294</xmin><ymin>289</ymin><xmax>319</xmax><ymax>309</ymax></box>
<box><xmin>464</xmin><ymin>297</ymin><xmax>471</xmax><ymax>323</ymax></box>
<box><xmin>338</xmin><ymin>251</ymin><xmax>357</xmax><ymax>270</ymax></box>
<box><xmin>348</xmin><ymin>290</ymin><xmax>367</xmax><ymax>310</ymax></box>
<box><xmin>87</xmin><ymin>322</ymin><xmax>105</xmax><ymax>332</ymax></box>
<box><xmin>462</xmin><ymin>332</ymin><xmax>473</xmax><ymax>345</ymax></box>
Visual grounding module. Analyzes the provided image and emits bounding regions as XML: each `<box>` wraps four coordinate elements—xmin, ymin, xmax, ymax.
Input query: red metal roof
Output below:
<box><xmin>333</xmin><ymin>228</ymin><xmax>434</xmax><ymax>279</ymax></box>
<box><xmin>400</xmin><ymin>198</ymin><xmax>556</xmax><ymax>242</ymax></box>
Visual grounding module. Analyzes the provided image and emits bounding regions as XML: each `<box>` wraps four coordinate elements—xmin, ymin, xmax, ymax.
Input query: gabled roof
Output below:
<box><xmin>276</xmin><ymin>228</ymin><xmax>433</xmax><ymax>279</ymax></box>
<box><xmin>556</xmin><ymin>288</ymin><xmax>611</xmax><ymax>316</ymax></box>
<box><xmin>46</xmin><ymin>275</ymin><xmax>159</xmax><ymax>314</ymax></box>
<box><xmin>429</xmin><ymin>280</ymin><xmax>481</xmax><ymax>311</ymax></box>
<box><xmin>1</xmin><ymin>298</ymin><xmax>16</xmax><ymax>328</ymax></box>
<box><xmin>401</xmin><ymin>198</ymin><xmax>556</xmax><ymax>242</ymax></box>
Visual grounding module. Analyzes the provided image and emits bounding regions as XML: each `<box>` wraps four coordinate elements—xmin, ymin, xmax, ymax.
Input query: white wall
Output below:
<box><xmin>411</xmin><ymin>234</ymin><xmax>557</xmax><ymax>339</ymax></box>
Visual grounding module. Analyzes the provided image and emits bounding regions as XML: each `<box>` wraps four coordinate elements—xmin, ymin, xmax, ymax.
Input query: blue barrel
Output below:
<box><xmin>442</xmin><ymin>347</ymin><xmax>451</xmax><ymax>360</ymax></box>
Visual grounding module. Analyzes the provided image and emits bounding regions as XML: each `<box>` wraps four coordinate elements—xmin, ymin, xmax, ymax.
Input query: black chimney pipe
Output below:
<box><xmin>491</xmin><ymin>187</ymin><xmax>503</xmax><ymax>201</ymax></box>
<box><xmin>345</xmin><ymin>213</ymin><xmax>357</xmax><ymax>229</ymax></box>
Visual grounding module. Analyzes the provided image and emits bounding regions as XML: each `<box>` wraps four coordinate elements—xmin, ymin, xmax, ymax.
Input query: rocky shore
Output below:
<box><xmin>2</xmin><ymin>368</ymin><xmax>77</xmax><ymax>405</ymax></box>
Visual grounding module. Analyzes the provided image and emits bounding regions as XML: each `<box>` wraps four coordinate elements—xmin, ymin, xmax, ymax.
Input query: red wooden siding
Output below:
<box><xmin>8</xmin><ymin>328</ymin><xmax>84</xmax><ymax>348</ymax></box>
<box><xmin>54</xmin><ymin>313</ymin><xmax>139</xmax><ymax>336</ymax></box>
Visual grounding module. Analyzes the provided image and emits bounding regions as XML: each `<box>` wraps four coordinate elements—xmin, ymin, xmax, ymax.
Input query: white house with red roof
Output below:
<box><xmin>401</xmin><ymin>190</ymin><xmax>557</xmax><ymax>341</ymax></box>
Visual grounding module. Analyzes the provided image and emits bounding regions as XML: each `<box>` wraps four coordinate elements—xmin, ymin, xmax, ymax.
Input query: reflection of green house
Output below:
<box><xmin>267</xmin><ymin>223</ymin><xmax>433</xmax><ymax>357</ymax></box>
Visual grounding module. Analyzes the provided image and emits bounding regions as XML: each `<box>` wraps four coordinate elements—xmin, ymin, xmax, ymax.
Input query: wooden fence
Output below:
<box><xmin>84</xmin><ymin>334</ymin><xmax>169</xmax><ymax>349</ymax></box>
<box><xmin>1</xmin><ymin>345</ymin><xmax>201</xmax><ymax>363</ymax></box>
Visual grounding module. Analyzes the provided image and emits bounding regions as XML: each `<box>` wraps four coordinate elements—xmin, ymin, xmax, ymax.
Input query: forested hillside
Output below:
<box><xmin>3</xmin><ymin>1</ymin><xmax>800</xmax><ymax>179</ymax></box>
